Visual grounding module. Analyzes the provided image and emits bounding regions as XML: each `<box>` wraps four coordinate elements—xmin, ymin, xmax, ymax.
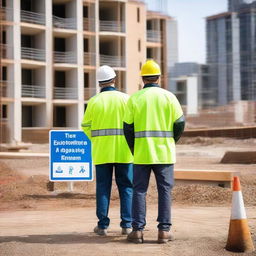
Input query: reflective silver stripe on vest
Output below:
<box><xmin>91</xmin><ymin>129</ymin><xmax>124</xmax><ymax>137</ymax></box>
<box><xmin>135</xmin><ymin>131</ymin><xmax>173</xmax><ymax>138</ymax></box>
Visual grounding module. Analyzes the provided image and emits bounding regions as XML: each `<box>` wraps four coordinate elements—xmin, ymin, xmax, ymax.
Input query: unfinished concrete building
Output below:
<box><xmin>0</xmin><ymin>0</ymin><xmax>173</xmax><ymax>144</ymax></box>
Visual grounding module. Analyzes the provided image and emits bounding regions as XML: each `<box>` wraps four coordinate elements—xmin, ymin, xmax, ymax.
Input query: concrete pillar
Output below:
<box><xmin>217</xmin><ymin>18</ymin><xmax>228</xmax><ymax>105</ymax></box>
<box><xmin>231</xmin><ymin>13</ymin><xmax>241</xmax><ymax>101</ymax></box>
<box><xmin>12</xmin><ymin>0</ymin><xmax>22</xmax><ymax>142</ymax></box>
<box><xmin>186</xmin><ymin>76</ymin><xmax>199</xmax><ymax>115</ymax></box>
<box><xmin>45</xmin><ymin>0</ymin><xmax>53</xmax><ymax>129</ymax></box>
<box><xmin>95</xmin><ymin>0</ymin><xmax>100</xmax><ymax>93</ymax></box>
<box><xmin>122</xmin><ymin>1</ymin><xmax>127</xmax><ymax>92</ymax></box>
<box><xmin>162</xmin><ymin>19</ymin><xmax>168</xmax><ymax>89</ymax></box>
<box><xmin>77</xmin><ymin>0</ymin><xmax>85</xmax><ymax>127</ymax></box>
<box><xmin>124</xmin><ymin>1</ymin><xmax>128</xmax><ymax>93</ymax></box>
<box><xmin>234</xmin><ymin>101</ymin><xmax>244</xmax><ymax>123</ymax></box>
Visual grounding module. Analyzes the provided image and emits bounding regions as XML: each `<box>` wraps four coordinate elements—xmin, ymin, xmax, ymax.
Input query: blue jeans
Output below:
<box><xmin>132</xmin><ymin>164</ymin><xmax>174</xmax><ymax>231</ymax></box>
<box><xmin>95</xmin><ymin>163</ymin><xmax>133</xmax><ymax>229</ymax></box>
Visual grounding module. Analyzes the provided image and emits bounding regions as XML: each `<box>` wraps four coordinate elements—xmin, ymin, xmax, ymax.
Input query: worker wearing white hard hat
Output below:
<box><xmin>81</xmin><ymin>65</ymin><xmax>133</xmax><ymax>236</ymax></box>
<box><xmin>96</xmin><ymin>65</ymin><xmax>117</xmax><ymax>84</ymax></box>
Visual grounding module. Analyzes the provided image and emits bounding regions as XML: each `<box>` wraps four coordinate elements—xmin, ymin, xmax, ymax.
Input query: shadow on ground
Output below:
<box><xmin>23</xmin><ymin>193</ymin><xmax>96</xmax><ymax>200</ymax></box>
<box><xmin>0</xmin><ymin>233</ymin><xmax>124</xmax><ymax>244</ymax></box>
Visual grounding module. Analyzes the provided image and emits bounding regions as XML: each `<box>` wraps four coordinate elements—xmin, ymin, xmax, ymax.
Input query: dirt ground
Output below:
<box><xmin>0</xmin><ymin>206</ymin><xmax>255</xmax><ymax>256</ymax></box>
<box><xmin>0</xmin><ymin>137</ymin><xmax>256</xmax><ymax>255</ymax></box>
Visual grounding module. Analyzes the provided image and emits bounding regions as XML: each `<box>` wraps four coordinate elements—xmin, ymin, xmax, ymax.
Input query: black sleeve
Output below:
<box><xmin>123</xmin><ymin>122</ymin><xmax>135</xmax><ymax>154</ymax></box>
<box><xmin>173</xmin><ymin>115</ymin><xmax>185</xmax><ymax>143</ymax></box>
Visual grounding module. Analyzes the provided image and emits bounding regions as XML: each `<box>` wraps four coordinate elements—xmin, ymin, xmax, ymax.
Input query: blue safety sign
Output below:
<box><xmin>49</xmin><ymin>130</ymin><xmax>93</xmax><ymax>181</ymax></box>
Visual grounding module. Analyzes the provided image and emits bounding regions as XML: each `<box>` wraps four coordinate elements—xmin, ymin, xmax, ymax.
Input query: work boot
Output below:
<box><xmin>157</xmin><ymin>230</ymin><xmax>174</xmax><ymax>244</ymax></box>
<box><xmin>127</xmin><ymin>230</ymin><xmax>144</xmax><ymax>243</ymax></box>
<box><xmin>94</xmin><ymin>226</ymin><xmax>107</xmax><ymax>236</ymax></box>
<box><xmin>121</xmin><ymin>228</ymin><xmax>132</xmax><ymax>235</ymax></box>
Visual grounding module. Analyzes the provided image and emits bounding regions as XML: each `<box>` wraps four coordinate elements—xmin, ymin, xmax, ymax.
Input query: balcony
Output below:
<box><xmin>20</xmin><ymin>10</ymin><xmax>45</xmax><ymax>25</ymax></box>
<box><xmin>53</xmin><ymin>87</ymin><xmax>77</xmax><ymax>99</ymax></box>
<box><xmin>22</xmin><ymin>84</ymin><xmax>45</xmax><ymax>98</ymax></box>
<box><xmin>54</xmin><ymin>51</ymin><xmax>77</xmax><ymax>64</ymax></box>
<box><xmin>147</xmin><ymin>30</ymin><xmax>162</xmax><ymax>43</ymax></box>
<box><xmin>99</xmin><ymin>20</ymin><xmax>125</xmax><ymax>33</ymax></box>
<box><xmin>84</xmin><ymin>52</ymin><xmax>96</xmax><ymax>66</ymax></box>
<box><xmin>83</xmin><ymin>18</ymin><xmax>95</xmax><ymax>31</ymax></box>
<box><xmin>0</xmin><ymin>44</ymin><xmax>13</xmax><ymax>59</ymax></box>
<box><xmin>21</xmin><ymin>47</ymin><xmax>46</xmax><ymax>62</ymax></box>
<box><xmin>100</xmin><ymin>54</ymin><xmax>125</xmax><ymax>67</ymax></box>
<box><xmin>1</xmin><ymin>117</ymin><xmax>8</xmax><ymax>123</ymax></box>
<box><xmin>0</xmin><ymin>7</ymin><xmax>13</xmax><ymax>21</ymax></box>
<box><xmin>53</xmin><ymin>16</ymin><xmax>76</xmax><ymax>30</ymax></box>
<box><xmin>0</xmin><ymin>81</ymin><xmax>12</xmax><ymax>97</ymax></box>
<box><xmin>84</xmin><ymin>87</ymin><xmax>97</xmax><ymax>100</ymax></box>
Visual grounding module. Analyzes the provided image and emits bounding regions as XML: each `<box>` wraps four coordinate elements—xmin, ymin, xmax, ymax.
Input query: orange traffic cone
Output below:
<box><xmin>226</xmin><ymin>176</ymin><xmax>255</xmax><ymax>252</ymax></box>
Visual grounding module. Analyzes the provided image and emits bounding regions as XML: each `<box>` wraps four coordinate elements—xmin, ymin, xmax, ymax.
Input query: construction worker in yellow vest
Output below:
<box><xmin>123</xmin><ymin>60</ymin><xmax>185</xmax><ymax>243</ymax></box>
<box><xmin>81</xmin><ymin>65</ymin><xmax>133</xmax><ymax>236</ymax></box>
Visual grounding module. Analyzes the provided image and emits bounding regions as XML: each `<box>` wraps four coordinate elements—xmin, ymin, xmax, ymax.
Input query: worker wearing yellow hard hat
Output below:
<box><xmin>140</xmin><ymin>59</ymin><xmax>161</xmax><ymax>76</ymax></box>
<box><xmin>123</xmin><ymin>59</ymin><xmax>185</xmax><ymax>243</ymax></box>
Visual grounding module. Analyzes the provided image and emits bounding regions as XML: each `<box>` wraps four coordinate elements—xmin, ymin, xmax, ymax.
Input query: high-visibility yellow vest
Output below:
<box><xmin>123</xmin><ymin>85</ymin><xmax>183</xmax><ymax>164</ymax></box>
<box><xmin>81</xmin><ymin>89</ymin><xmax>133</xmax><ymax>165</ymax></box>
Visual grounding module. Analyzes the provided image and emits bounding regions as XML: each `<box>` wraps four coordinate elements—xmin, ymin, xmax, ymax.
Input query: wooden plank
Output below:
<box><xmin>174</xmin><ymin>169</ymin><xmax>238</xmax><ymax>182</ymax></box>
<box><xmin>0</xmin><ymin>152</ymin><xmax>49</xmax><ymax>159</ymax></box>
<box><xmin>183</xmin><ymin>126</ymin><xmax>256</xmax><ymax>139</ymax></box>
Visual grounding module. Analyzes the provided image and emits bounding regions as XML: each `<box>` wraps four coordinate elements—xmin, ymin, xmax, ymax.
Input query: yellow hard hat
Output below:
<box><xmin>140</xmin><ymin>59</ymin><xmax>161</xmax><ymax>76</ymax></box>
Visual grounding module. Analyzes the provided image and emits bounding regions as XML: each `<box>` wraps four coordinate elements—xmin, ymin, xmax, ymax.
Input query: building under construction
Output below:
<box><xmin>0</xmin><ymin>0</ymin><xmax>176</xmax><ymax>144</ymax></box>
<box><xmin>206</xmin><ymin>0</ymin><xmax>256</xmax><ymax>106</ymax></box>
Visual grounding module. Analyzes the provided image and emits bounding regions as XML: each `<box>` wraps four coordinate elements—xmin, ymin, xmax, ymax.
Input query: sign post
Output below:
<box><xmin>49</xmin><ymin>130</ymin><xmax>93</xmax><ymax>184</ymax></box>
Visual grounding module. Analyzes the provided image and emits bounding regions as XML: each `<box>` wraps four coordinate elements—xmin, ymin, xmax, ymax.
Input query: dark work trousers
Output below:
<box><xmin>132</xmin><ymin>164</ymin><xmax>174</xmax><ymax>231</ymax></box>
<box><xmin>95</xmin><ymin>163</ymin><xmax>133</xmax><ymax>229</ymax></box>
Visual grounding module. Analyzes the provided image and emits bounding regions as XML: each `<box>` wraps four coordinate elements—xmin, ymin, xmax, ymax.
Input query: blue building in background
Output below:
<box><xmin>206</xmin><ymin>0</ymin><xmax>256</xmax><ymax>106</ymax></box>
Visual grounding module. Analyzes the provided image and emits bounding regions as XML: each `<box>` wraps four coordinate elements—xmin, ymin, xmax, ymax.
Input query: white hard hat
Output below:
<box><xmin>97</xmin><ymin>65</ymin><xmax>116</xmax><ymax>83</ymax></box>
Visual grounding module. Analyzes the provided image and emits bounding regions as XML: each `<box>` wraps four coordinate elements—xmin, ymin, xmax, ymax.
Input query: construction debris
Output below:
<box><xmin>221</xmin><ymin>151</ymin><xmax>256</xmax><ymax>164</ymax></box>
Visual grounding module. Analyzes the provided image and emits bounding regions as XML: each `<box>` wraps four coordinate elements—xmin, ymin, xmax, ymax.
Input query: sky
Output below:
<box><xmin>169</xmin><ymin>0</ymin><xmax>227</xmax><ymax>64</ymax></box>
